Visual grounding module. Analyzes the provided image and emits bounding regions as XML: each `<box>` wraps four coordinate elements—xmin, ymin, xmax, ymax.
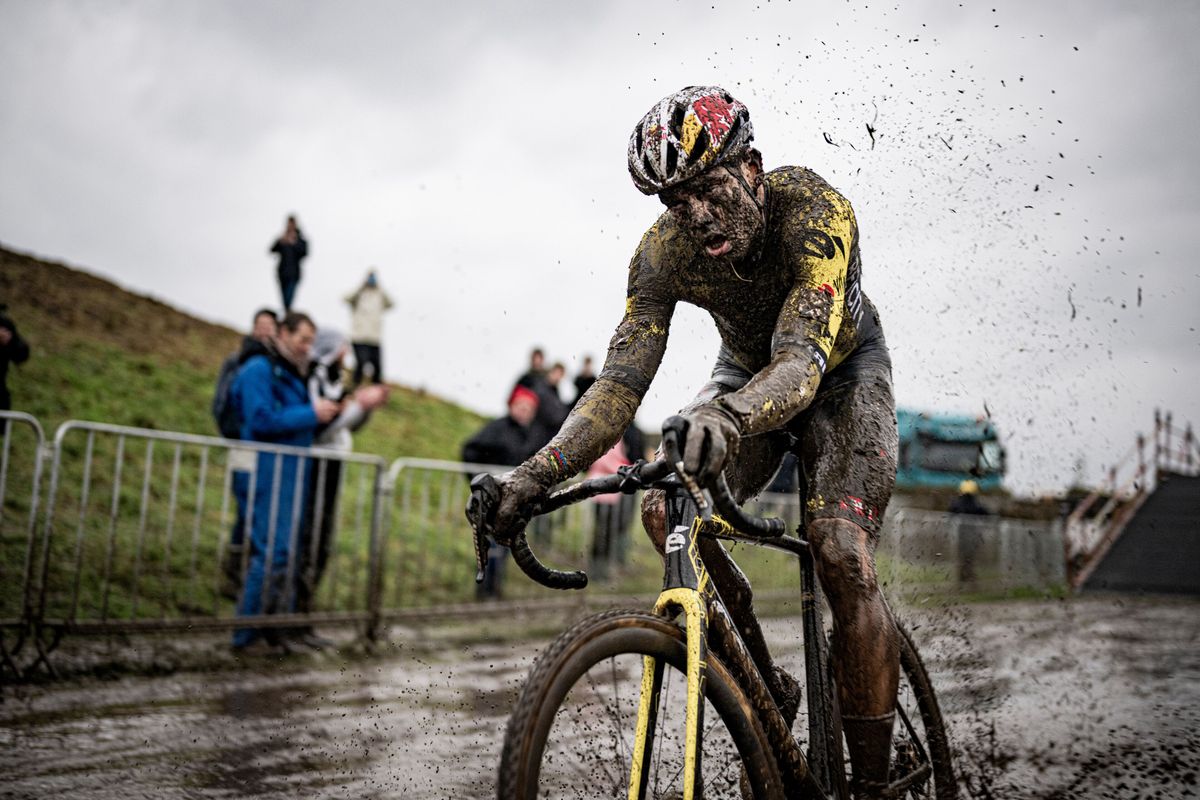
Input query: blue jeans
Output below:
<box><xmin>233</xmin><ymin>453</ymin><xmax>309</xmax><ymax>648</ymax></box>
<box><xmin>230</xmin><ymin>470</ymin><xmax>250</xmax><ymax>547</ymax></box>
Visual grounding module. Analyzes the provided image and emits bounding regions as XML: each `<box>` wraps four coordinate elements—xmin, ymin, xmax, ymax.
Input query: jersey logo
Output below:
<box><xmin>845</xmin><ymin>249</ymin><xmax>864</xmax><ymax>325</ymax></box>
<box><xmin>798</xmin><ymin>229</ymin><xmax>837</xmax><ymax>260</ymax></box>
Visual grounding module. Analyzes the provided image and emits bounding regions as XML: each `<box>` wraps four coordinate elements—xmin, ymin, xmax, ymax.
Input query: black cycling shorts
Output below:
<box><xmin>704</xmin><ymin>347</ymin><xmax>898</xmax><ymax>540</ymax></box>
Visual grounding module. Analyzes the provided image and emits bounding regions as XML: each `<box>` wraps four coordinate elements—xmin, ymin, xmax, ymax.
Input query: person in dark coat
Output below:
<box><xmin>949</xmin><ymin>479</ymin><xmax>989</xmax><ymax>584</ymax></box>
<box><xmin>0</xmin><ymin>306</ymin><xmax>31</xmax><ymax>412</ymax></box>
<box><xmin>294</xmin><ymin>328</ymin><xmax>388</xmax><ymax>647</ymax></box>
<box><xmin>572</xmin><ymin>355</ymin><xmax>596</xmax><ymax>407</ymax></box>
<box><xmin>530</xmin><ymin>362</ymin><xmax>570</xmax><ymax>449</ymax></box>
<box><xmin>461</xmin><ymin>386</ymin><xmax>541</xmax><ymax>599</ymax></box>
<box><xmin>515</xmin><ymin>347</ymin><xmax>546</xmax><ymax>391</ymax></box>
<box><xmin>270</xmin><ymin>215</ymin><xmax>309</xmax><ymax>312</ymax></box>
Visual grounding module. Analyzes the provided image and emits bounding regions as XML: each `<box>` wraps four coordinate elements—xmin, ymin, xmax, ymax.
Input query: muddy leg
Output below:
<box><xmin>808</xmin><ymin>517</ymin><xmax>899</xmax><ymax>797</ymax></box>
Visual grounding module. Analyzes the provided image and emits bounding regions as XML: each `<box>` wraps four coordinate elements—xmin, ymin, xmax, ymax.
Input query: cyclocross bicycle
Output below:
<box><xmin>467</xmin><ymin>417</ymin><xmax>957</xmax><ymax>799</ymax></box>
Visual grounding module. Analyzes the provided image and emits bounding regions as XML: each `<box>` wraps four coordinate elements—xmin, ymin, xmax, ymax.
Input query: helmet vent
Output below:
<box><xmin>664</xmin><ymin>140</ymin><xmax>679</xmax><ymax>177</ymax></box>
<box><xmin>687</xmin><ymin>127</ymin><xmax>711</xmax><ymax>165</ymax></box>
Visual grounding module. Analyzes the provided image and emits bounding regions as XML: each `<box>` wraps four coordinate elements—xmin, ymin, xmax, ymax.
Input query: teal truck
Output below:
<box><xmin>895</xmin><ymin>409</ymin><xmax>1005</xmax><ymax>491</ymax></box>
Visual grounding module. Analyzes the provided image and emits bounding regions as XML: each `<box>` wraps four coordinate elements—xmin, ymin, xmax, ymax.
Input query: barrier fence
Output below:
<box><xmin>1</xmin><ymin>412</ymin><xmax>1066</xmax><ymax>679</ymax></box>
<box><xmin>0</xmin><ymin>411</ymin><xmax>47</xmax><ymax>676</ymax></box>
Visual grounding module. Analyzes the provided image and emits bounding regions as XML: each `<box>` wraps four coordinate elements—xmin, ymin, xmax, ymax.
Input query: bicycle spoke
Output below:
<box><xmin>610</xmin><ymin>656</ymin><xmax>632</xmax><ymax>790</ymax></box>
<box><xmin>580</xmin><ymin>660</ymin><xmax>628</xmax><ymax>792</ymax></box>
<box><xmin>652</xmin><ymin>665</ymin><xmax>670</xmax><ymax>796</ymax></box>
<box><xmin>660</xmin><ymin>715</ymin><xmax>729</xmax><ymax>793</ymax></box>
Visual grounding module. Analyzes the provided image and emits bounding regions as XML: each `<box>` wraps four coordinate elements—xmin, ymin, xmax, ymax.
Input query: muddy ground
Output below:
<box><xmin>1</xmin><ymin>595</ymin><xmax>1197</xmax><ymax>799</ymax></box>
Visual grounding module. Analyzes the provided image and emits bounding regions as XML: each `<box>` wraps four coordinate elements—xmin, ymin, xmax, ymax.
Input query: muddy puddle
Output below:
<box><xmin>2</xmin><ymin>595</ymin><xmax>1197</xmax><ymax>799</ymax></box>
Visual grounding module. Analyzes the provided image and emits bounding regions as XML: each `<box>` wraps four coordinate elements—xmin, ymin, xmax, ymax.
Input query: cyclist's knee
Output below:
<box><xmin>641</xmin><ymin>489</ymin><xmax>668</xmax><ymax>555</ymax></box>
<box><xmin>808</xmin><ymin>517</ymin><xmax>879</xmax><ymax>600</ymax></box>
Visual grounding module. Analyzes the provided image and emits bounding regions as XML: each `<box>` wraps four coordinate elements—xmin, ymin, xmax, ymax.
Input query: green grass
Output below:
<box><xmin>0</xmin><ymin>245</ymin><xmax>487</xmax><ymax>626</ymax></box>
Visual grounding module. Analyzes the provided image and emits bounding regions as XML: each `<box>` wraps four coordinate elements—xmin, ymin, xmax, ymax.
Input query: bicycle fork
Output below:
<box><xmin>628</xmin><ymin>513</ymin><xmax>710</xmax><ymax>800</ymax></box>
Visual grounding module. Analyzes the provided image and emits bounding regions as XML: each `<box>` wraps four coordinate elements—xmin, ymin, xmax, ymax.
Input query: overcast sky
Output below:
<box><xmin>3</xmin><ymin>0</ymin><xmax>1198</xmax><ymax>494</ymax></box>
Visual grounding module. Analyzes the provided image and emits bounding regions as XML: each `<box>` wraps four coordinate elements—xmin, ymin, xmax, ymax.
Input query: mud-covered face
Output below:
<box><xmin>660</xmin><ymin>158</ymin><xmax>764</xmax><ymax>262</ymax></box>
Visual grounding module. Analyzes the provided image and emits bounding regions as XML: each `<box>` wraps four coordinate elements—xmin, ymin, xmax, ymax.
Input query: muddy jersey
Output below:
<box><xmin>523</xmin><ymin>165</ymin><xmax>886</xmax><ymax>486</ymax></box>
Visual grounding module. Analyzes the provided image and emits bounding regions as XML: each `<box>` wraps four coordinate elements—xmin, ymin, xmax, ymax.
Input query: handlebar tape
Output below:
<box><xmin>711</xmin><ymin>474</ymin><xmax>786</xmax><ymax>538</ymax></box>
<box><xmin>510</xmin><ymin>537</ymin><xmax>589</xmax><ymax>590</ymax></box>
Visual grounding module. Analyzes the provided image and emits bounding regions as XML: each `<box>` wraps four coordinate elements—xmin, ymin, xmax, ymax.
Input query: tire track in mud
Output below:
<box><xmin>1</xmin><ymin>596</ymin><xmax>1197</xmax><ymax>799</ymax></box>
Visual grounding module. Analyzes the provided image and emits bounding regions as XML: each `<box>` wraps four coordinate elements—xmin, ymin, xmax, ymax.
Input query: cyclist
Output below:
<box><xmin>483</xmin><ymin>86</ymin><xmax>900</xmax><ymax>798</ymax></box>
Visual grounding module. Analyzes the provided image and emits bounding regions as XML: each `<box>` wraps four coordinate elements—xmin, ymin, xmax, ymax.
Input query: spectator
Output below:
<box><xmin>461</xmin><ymin>386</ymin><xmax>541</xmax><ymax>599</ymax></box>
<box><xmin>344</xmin><ymin>269</ymin><xmax>394</xmax><ymax>385</ymax></box>
<box><xmin>573</xmin><ymin>355</ymin><xmax>596</xmax><ymax>407</ymax></box>
<box><xmin>515</xmin><ymin>347</ymin><xmax>546</xmax><ymax>390</ymax></box>
<box><xmin>0</xmin><ymin>305</ymin><xmax>31</xmax><ymax>412</ymax></box>
<box><xmin>211</xmin><ymin>308</ymin><xmax>278</xmax><ymax>596</ymax></box>
<box><xmin>524</xmin><ymin>361</ymin><xmax>570</xmax><ymax>546</ymax></box>
<box><xmin>270</xmin><ymin>215</ymin><xmax>308</xmax><ymax>312</ymax></box>
<box><xmin>585</xmin><ymin>437</ymin><xmax>632</xmax><ymax>581</ymax></box>
<box><xmin>530</xmin><ymin>361</ymin><xmax>570</xmax><ymax>449</ymax></box>
<box><xmin>294</xmin><ymin>328</ymin><xmax>389</xmax><ymax>648</ymax></box>
<box><xmin>230</xmin><ymin>311</ymin><xmax>338</xmax><ymax>653</ymax></box>
<box><xmin>949</xmin><ymin>479</ymin><xmax>989</xmax><ymax>584</ymax></box>
<box><xmin>613</xmin><ymin>423</ymin><xmax>646</xmax><ymax>567</ymax></box>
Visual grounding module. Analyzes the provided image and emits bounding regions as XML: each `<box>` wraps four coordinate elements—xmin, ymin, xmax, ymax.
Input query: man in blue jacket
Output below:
<box><xmin>231</xmin><ymin>311</ymin><xmax>338</xmax><ymax>651</ymax></box>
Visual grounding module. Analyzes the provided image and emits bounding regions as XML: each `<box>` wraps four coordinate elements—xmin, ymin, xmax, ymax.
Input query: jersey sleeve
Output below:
<box><xmin>714</xmin><ymin>187</ymin><xmax>857</xmax><ymax>435</ymax></box>
<box><xmin>518</xmin><ymin>227</ymin><xmax>676</xmax><ymax>487</ymax></box>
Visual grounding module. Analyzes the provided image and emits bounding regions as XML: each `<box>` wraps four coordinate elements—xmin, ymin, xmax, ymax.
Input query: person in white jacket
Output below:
<box><xmin>293</xmin><ymin>328</ymin><xmax>388</xmax><ymax>648</ymax></box>
<box><xmin>345</xmin><ymin>270</ymin><xmax>394</xmax><ymax>385</ymax></box>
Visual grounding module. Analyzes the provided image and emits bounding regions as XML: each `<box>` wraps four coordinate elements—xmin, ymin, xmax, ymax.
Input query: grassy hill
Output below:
<box><xmin>0</xmin><ymin>244</ymin><xmax>484</xmax><ymax>459</ymax></box>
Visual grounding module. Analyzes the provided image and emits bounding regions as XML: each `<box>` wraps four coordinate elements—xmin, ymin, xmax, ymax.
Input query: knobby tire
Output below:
<box><xmin>499</xmin><ymin>609</ymin><xmax>784</xmax><ymax>799</ymax></box>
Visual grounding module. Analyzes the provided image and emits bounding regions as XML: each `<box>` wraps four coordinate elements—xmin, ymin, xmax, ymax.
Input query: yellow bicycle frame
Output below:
<box><xmin>628</xmin><ymin>512</ymin><xmax>732</xmax><ymax>800</ymax></box>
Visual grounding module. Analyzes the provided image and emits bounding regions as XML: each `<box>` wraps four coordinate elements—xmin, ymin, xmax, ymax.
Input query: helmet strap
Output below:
<box><xmin>724</xmin><ymin>163</ymin><xmax>765</xmax><ymax>214</ymax></box>
<box><xmin>723</xmin><ymin>163</ymin><xmax>769</xmax><ymax>274</ymax></box>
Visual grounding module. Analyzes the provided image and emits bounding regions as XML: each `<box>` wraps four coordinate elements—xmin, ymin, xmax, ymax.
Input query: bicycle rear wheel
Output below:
<box><xmin>499</xmin><ymin>609</ymin><xmax>784</xmax><ymax>799</ymax></box>
<box><xmin>803</xmin><ymin>620</ymin><xmax>957</xmax><ymax>799</ymax></box>
<box><xmin>891</xmin><ymin>621</ymin><xmax>957</xmax><ymax>799</ymax></box>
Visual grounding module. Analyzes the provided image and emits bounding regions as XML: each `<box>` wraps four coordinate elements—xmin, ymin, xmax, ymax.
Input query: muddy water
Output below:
<box><xmin>1</xmin><ymin>596</ymin><xmax>1197</xmax><ymax>799</ymax></box>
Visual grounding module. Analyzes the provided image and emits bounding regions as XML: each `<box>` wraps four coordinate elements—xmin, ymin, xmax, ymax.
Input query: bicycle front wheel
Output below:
<box><xmin>499</xmin><ymin>609</ymin><xmax>784</xmax><ymax>799</ymax></box>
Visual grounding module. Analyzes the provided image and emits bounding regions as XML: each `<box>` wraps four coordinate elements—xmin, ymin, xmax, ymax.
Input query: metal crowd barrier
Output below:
<box><xmin>881</xmin><ymin>508</ymin><xmax>1066</xmax><ymax>595</ymax></box>
<box><xmin>2</xmin><ymin>414</ymin><xmax>1070</xmax><ymax>679</ymax></box>
<box><xmin>378</xmin><ymin>458</ymin><xmax>604</xmax><ymax>618</ymax></box>
<box><xmin>24</xmin><ymin>421</ymin><xmax>387</xmax><ymax>674</ymax></box>
<box><xmin>0</xmin><ymin>411</ymin><xmax>48</xmax><ymax>677</ymax></box>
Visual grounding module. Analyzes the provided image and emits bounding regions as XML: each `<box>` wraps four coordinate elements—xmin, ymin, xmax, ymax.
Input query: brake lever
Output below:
<box><xmin>466</xmin><ymin>473</ymin><xmax>501</xmax><ymax>583</ymax></box>
<box><xmin>661</xmin><ymin>415</ymin><xmax>713</xmax><ymax>521</ymax></box>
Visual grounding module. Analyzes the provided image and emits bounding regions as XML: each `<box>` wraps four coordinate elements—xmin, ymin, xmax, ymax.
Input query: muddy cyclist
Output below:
<box><xmin>480</xmin><ymin>85</ymin><xmax>902</xmax><ymax>799</ymax></box>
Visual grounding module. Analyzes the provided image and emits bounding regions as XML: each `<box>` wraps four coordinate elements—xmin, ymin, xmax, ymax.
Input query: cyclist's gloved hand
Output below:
<box><xmin>492</xmin><ymin>467</ymin><xmax>552</xmax><ymax>545</ymax></box>
<box><xmin>681</xmin><ymin>405</ymin><xmax>741</xmax><ymax>485</ymax></box>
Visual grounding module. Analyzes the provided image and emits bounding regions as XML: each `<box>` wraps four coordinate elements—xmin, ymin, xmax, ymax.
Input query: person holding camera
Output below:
<box><xmin>270</xmin><ymin>214</ymin><xmax>309</xmax><ymax>313</ymax></box>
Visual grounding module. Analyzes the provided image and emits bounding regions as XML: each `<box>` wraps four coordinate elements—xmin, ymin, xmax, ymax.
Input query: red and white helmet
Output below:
<box><xmin>627</xmin><ymin>86</ymin><xmax>754</xmax><ymax>195</ymax></box>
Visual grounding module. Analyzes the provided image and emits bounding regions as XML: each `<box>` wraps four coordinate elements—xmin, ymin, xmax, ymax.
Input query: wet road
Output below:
<box><xmin>1</xmin><ymin>595</ymin><xmax>1197</xmax><ymax>799</ymax></box>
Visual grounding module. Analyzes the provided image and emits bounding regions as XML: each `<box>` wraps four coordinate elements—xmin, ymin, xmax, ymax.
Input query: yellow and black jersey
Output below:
<box><xmin>526</xmin><ymin>166</ymin><xmax>888</xmax><ymax>485</ymax></box>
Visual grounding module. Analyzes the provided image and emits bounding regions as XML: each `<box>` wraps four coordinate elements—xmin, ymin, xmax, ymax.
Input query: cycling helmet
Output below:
<box><xmin>627</xmin><ymin>86</ymin><xmax>754</xmax><ymax>195</ymax></box>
